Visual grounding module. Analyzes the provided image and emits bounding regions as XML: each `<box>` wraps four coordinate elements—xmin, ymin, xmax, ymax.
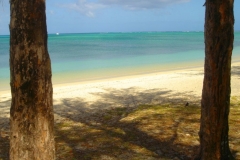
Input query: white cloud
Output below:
<box><xmin>99</xmin><ymin>0</ymin><xmax>190</xmax><ymax>10</ymax></box>
<box><xmin>62</xmin><ymin>0</ymin><xmax>190</xmax><ymax>17</ymax></box>
<box><xmin>61</xmin><ymin>0</ymin><xmax>106</xmax><ymax>17</ymax></box>
<box><xmin>48</xmin><ymin>10</ymin><xmax>55</xmax><ymax>15</ymax></box>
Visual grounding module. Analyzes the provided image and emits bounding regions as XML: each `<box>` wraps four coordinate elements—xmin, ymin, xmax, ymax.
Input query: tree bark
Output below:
<box><xmin>9</xmin><ymin>0</ymin><xmax>55</xmax><ymax>159</ymax></box>
<box><xmin>197</xmin><ymin>0</ymin><xmax>234</xmax><ymax>159</ymax></box>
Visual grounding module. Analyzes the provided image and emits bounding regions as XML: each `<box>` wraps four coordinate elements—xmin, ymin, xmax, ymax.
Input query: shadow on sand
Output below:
<box><xmin>0</xmin><ymin>99</ymin><xmax>11</xmax><ymax>160</ymax></box>
<box><xmin>232</xmin><ymin>66</ymin><xmax>240</xmax><ymax>78</ymax></box>
<box><xmin>53</xmin><ymin>86</ymin><xmax>240</xmax><ymax>160</ymax></box>
<box><xmin>0</xmin><ymin>82</ymin><xmax>239</xmax><ymax>159</ymax></box>
<box><xmin>54</xmin><ymin>87</ymin><xmax>201</xmax><ymax>160</ymax></box>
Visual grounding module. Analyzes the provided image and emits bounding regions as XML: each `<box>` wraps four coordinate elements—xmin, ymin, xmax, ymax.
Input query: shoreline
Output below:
<box><xmin>1</xmin><ymin>61</ymin><xmax>203</xmax><ymax>93</ymax></box>
<box><xmin>1</xmin><ymin>62</ymin><xmax>204</xmax><ymax>94</ymax></box>
<box><xmin>53</xmin><ymin>61</ymin><xmax>204</xmax><ymax>86</ymax></box>
<box><xmin>1</xmin><ymin>49</ymin><xmax>240</xmax><ymax>93</ymax></box>
<box><xmin>1</xmin><ymin>61</ymin><xmax>240</xmax><ymax>99</ymax></box>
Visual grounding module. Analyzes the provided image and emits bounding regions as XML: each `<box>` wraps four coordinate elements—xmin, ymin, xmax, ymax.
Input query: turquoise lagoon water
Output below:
<box><xmin>1</xmin><ymin>32</ymin><xmax>240</xmax><ymax>90</ymax></box>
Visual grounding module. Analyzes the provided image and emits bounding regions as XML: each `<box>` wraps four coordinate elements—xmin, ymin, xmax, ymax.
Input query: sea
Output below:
<box><xmin>1</xmin><ymin>31</ymin><xmax>240</xmax><ymax>91</ymax></box>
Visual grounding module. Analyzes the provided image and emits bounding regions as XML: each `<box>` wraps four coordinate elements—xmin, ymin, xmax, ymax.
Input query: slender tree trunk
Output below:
<box><xmin>197</xmin><ymin>0</ymin><xmax>234</xmax><ymax>159</ymax></box>
<box><xmin>9</xmin><ymin>0</ymin><xmax>55</xmax><ymax>159</ymax></box>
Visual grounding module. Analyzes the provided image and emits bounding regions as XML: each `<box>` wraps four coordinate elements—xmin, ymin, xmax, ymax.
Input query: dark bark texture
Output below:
<box><xmin>9</xmin><ymin>0</ymin><xmax>55</xmax><ymax>159</ymax></box>
<box><xmin>198</xmin><ymin>0</ymin><xmax>234</xmax><ymax>159</ymax></box>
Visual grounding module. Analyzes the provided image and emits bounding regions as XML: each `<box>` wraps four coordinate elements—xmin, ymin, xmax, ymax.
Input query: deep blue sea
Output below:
<box><xmin>1</xmin><ymin>32</ymin><xmax>240</xmax><ymax>90</ymax></box>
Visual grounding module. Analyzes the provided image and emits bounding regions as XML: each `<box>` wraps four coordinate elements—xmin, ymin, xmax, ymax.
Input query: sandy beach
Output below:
<box><xmin>0</xmin><ymin>62</ymin><xmax>240</xmax><ymax>127</ymax></box>
<box><xmin>1</xmin><ymin>62</ymin><xmax>240</xmax><ymax>112</ymax></box>
<box><xmin>0</xmin><ymin>62</ymin><xmax>240</xmax><ymax>159</ymax></box>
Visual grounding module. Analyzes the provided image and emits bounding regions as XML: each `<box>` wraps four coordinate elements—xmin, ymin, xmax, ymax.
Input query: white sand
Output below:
<box><xmin>1</xmin><ymin>63</ymin><xmax>240</xmax><ymax>104</ymax></box>
<box><xmin>0</xmin><ymin>62</ymin><xmax>240</xmax><ymax>129</ymax></box>
<box><xmin>53</xmin><ymin>68</ymin><xmax>204</xmax><ymax>103</ymax></box>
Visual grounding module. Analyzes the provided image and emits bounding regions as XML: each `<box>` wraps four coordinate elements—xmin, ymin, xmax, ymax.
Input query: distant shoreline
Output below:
<box><xmin>1</xmin><ymin>30</ymin><xmax>240</xmax><ymax>36</ymax></box>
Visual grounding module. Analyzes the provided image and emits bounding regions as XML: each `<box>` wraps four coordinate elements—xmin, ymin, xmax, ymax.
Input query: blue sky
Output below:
<box><xmin>0</xmin><ymin>0</ymin><xmax>240</xmax><ymax>35</ymax></box>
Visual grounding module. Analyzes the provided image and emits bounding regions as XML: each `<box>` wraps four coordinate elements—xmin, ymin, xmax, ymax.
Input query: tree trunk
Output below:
<box><xmin>197</xmin><ymin>0</ymin><xmax>234</xmax><ymax>159</ymax></box>
<box><xmin>9</xmin><ymin>0</ymin><xmax>55</xmax><ymax>159</ymax></box>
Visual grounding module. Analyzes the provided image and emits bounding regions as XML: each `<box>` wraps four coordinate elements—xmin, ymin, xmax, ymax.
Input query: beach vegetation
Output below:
<box><xmin>0</xmin><ymin>96</ymin><xmax>239</xmax><ymax>160</ymax></box>
<box><xmin>51</xmin><ymin>97</ymin><xmax>239</xmax><ymax>160</ymax></box>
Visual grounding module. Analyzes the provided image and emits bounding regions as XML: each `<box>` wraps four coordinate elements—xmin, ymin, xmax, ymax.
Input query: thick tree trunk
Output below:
<box><xmin>197</xmin><ymin>0</ymin><xmax>234</xmax><ymax>159</ymax></box>
<box><xmin>9</xmin><ymin>0</ymin><xmax>55</xmax><ymax>159</ymax></box>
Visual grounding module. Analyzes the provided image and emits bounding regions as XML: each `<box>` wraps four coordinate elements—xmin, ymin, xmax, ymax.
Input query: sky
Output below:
<box><xmin>0</xmin><ymin>0</ymin><xmax>240</xmax><ymax>35</ymax></box>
